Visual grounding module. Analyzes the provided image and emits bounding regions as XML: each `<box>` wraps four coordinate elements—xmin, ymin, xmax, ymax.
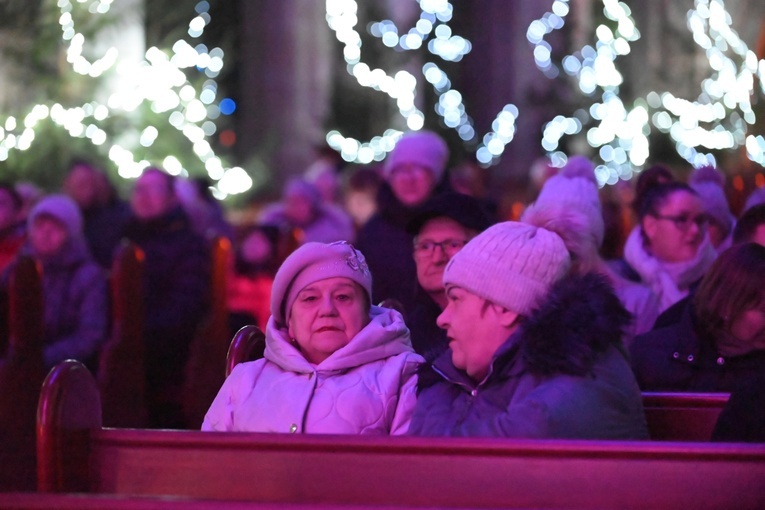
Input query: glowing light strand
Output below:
<box><xmin>530</xmin><ymin>0</ymin><xmax>765</xmax><ymax>186</ymax></box>
<box><xmin>325</xmin><ymin>0</ymin><xmax>518</xmax><ymax>166</ymax></box>
<box><xmin>0</xmin><ymin>0</ymin><xmax>251</xmax><ymax>198</ymax></box>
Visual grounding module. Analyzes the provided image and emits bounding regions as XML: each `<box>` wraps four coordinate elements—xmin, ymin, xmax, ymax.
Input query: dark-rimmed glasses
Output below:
<box><xmin>652</xmin><ymin>213</ymin><xmax>709</xmax><ymax>232</ymax></box>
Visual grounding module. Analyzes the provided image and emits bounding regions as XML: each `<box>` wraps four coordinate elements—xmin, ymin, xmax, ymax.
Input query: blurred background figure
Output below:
<box><xmin>123</xmin><ymin>167</ymin><xmax>211</xmax><ymax>429</ymax></box>
<box><xmin>743</xmin><ymin>186</ymin><xmax>765</xmax><ymax>213</ymax></box>
<box><xmin>175</xmin><ymin>176</ymin><xmax>234</xmax><ymax>241</ymax></box>
<box><xmin>260</xmin><ymin>177</ymin><xmax>355</xmax><ymax>245</ymax></box>
<box><xmin>62</xmin><ymin>158</ymin><xmax>132</xmax><ymax>268</ymax></box>
<box><xmin>522</xmin><ymin>156</ymin><xmax>660</xmax><ymax>345</ymax></box>
<box><xmin>733</xmin><ymin>204</ymin><xmax>765</xmax><ymax>247</ymax></box>
<box><xmin>14</xmin><ymin>182</ymin><xmax>43</xmax><ymax>224</ymax></box>
<box><xmin>18</xmin><ymin>194</ymin><xmax>108</xmax><ymax>370</ymax></box>
<box><xmin>689</xmin><ymin>165</ymin><xmax>735</xmax><ymax>253</ymax></box>
<box><xmin>343</xmin><ymin>165</ymin><xmax>383</xmax><ymax>230</ymax></box>
<box><xmin>227</xmin><ymin>224</ymin><xmax>280</xmax><ymax>334</ymax></box>
<box><xmin>0</xmin><ymin>183</ymin><xmax>26</xmax><ymax>274</ymax></box>
<box><xmin>356</xmin><ymin>130</ymin><xmax>450</xmax><ymax>313</ymax></box>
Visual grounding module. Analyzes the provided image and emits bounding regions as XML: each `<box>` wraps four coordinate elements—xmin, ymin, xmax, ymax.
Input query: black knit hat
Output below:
<box><xmin>406</xmin><ymin>192</ymin><xmax>495</xmax><ymax>235</ymax></box>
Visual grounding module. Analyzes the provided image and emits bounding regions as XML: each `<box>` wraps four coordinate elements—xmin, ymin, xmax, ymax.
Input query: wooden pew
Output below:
<box><xmin>0</xmin><ymin>256</ymin><xmax>47</xmax><ymax>491</ymax></box>
<box><xmin>38</xmin><ymin>360</ymin><xmax>765</xmax><ymax>509</ymax></box>
<box><xmin>97</xmin><ymin>241</ymin><xmax>147</xmax><ymax>428</ymax></box>
<box><xmin>225</xmin><ymin>324</ymin><xmax>265</xmax><ymax>377</ymax></box>
<box><xmin>182</xmin><ymin>235</ymin><xmax>232</xmax><ymax>428</ymax></box>
<box><xmin>643</xmin><ymin>391</ymin><xmax>729</xmax><ymax>441</ymax></box>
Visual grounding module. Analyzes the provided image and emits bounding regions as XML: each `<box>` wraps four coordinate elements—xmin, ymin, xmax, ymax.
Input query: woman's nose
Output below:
<box><xmin>318</xmin><ymin>295</ymin><xmax>337</xmax><ymax>315</ymax></box>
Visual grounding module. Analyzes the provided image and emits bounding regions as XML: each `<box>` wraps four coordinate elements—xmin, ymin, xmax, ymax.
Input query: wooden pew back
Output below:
<box><xmin>642</xmin><ymin>391</ymin><xmax>729</xmax><ymax>441</ymax></box>
<box><xmin>0</xmin><ymin>256</ymin><xmax>46</xmax><ymax>491</ymax></box>
<box><xmin>225</xmin><ymin>324</ymin><xmax>265</xmax><ymax>377</ymax></box>
<box><xmin>38</xmin><ymin>360</ymin><xmax>765</xmax><ymax>509</ymax></box>
<box><xmin>182</xmin><ymin>235</ymin><xmax>232</xmax><ymax>428</ymax></box>
<box><xmin>97</xmin><ymin>241</ymin><xmax>147</xmax><ymax>428</ymax></box>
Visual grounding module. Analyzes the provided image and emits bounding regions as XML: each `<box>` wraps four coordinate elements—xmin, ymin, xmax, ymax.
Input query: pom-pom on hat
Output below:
<box><xmin>443</xmin><ymin>222</ymin><xmax>571</xmax><ymax>316</ymax></box>
<box><xmin>689</xmin><ymin>165</ymin><xmax>734</xmax><ymax>235</ymax></box>
<box><xmin>28</xmin><ymin>194</ymin><xmax>84</xmax><ymax>238</ymax></box>
<box><xmin>383</xmin><ymin>130</ymin><xmax>449</xmax><ymax>183</ymax></box>
<box><xmin>522</xmin><ymin>155</ymin><xmax>604</xmax><ymax>247</ymax></box>
<box><xmin>270</xmin><ymin>241</ymin><xmax>373</xmax><ymax>326</ymax></box>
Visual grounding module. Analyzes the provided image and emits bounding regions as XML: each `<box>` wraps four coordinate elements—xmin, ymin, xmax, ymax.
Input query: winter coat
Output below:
<box><xmin>30</xmin><ymin>239</ymin><xmax>108</xmax><ymax>369</ymax></box>
<box><xmin>356</xmin><ymin>184</ymin><xmax>439</xmax><ymax>313</ymax></box>
<box><xmin>407</xmin><ymin>288</ymin><xmax>448</xmax><ymax>364</ymax></box>
<box><xmin>202</xmin><ymin>306</ymin><xmax>424</xmax><ymax>434</ymax></box>
<box><xmin>409</xmin><ymin>273</ymin><xmax>649</xmax><ymax>440</ymax></box>
<box><xmin>630</xmin><ymin>305</ymin><xmax>765</xmax><ymax>392</ymax></box>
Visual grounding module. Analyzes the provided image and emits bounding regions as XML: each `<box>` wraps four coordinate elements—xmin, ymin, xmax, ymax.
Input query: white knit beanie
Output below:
<box><xmin>522</xmin><ymin>155</ymin><xmax>604</xmax><ymax>247</ymax></box>
<box><xmin>689</xmin><ymin>166</ymin><xmax>734</xmax><ymax>235</ymax></box>
<box><xmin>383</xmin><ymin>130</ymin><xmax>448</xmax><ymax>182</ymax></box>
<box><xmin>443</xmin><ymin>222</ymin><xmax>571</xmax><ymax>316</ymax></box>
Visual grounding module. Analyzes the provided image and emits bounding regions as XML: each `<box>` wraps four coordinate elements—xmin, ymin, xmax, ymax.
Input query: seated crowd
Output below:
<box><xmin>2</xmin><ymin>130</ymin><xmax>765</xmax><ymax>442</ymax></box>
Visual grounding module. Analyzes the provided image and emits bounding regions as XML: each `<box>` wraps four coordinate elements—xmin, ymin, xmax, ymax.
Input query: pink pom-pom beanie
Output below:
<box><xmin>383</xmin><ymin>130</ymin><xmax>449</xmax><ymax>182</ymax></box>
<box><xmin>443</xmin><ymin>222</ymin><xmax>571</xmax><ymax>316</ymax></box>
<box><xmin>270</xmin><ymin>241</ymin><xmax>373</xmax><ymax>325</ymax></box>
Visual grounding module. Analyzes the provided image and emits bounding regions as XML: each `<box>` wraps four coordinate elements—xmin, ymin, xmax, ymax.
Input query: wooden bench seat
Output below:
<box><xmin>642</xmin><ymin>391</ymin><xmax>729</xmax><ymax>441</ymax></box>
<box><xmin>37</xmin><ymin>360</ymin><xmax>765</xmax><ymax>509</ymax></box>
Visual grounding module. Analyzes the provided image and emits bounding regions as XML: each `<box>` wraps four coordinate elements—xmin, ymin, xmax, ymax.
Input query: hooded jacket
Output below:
<box><xmin>409</xmin><ymin>273</ymin><xmax>649</xmax><ymax>439</ymax></box>
<box><xmin>202</xmin><ymin>306</ymin><xmax>424</xmax><ymax>434</ymax></box>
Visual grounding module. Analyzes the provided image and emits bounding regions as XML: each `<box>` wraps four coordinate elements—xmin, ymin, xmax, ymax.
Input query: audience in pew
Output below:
<box><xmin>621</xmin><ymin>179</ymin><xmax>717</xmax><ymax>312</ymax></box>
<box><xmin>9</xmin><ymin>194</ymin><xmax>109</xmax><ymax>370</ymax></box>
<box><xmin>62</xmin><ymin>158</ymin><xmax>132</xmax><ymax>269</ymax></box>
<box><xmin>356</xmin><ymin>130</ymin><xmax>451</xmax><ymax>315</ymax></box>
<box><xmin>631</xmin><ymin>242</ymin><xmax>765</xmax><ymax>392</ymax></box>
<box><xmin>203</xmin><ymin>241</ymin><xmax>423</xmax><ymax>434</ymax></box>
<box><xmin>521</xmin><ymin>156</ymin><xmax>659</xmax><ymax>346</ymax></box>
<box><xmin>406</xmin><ymin>191</ymin><xmax>494</xmax><ymax>363</ymax></box>
<box><xmin>123</xmin><ymin>167</ymin><xmax>211</xmax><ymax>428</ymax></box>
<box><xmin>408</xmin><ymin>221</ymin><xmax>648</xmax><ymax>439</ymax></box>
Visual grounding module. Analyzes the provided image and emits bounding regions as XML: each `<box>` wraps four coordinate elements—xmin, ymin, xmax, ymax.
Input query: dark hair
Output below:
<box><xmin>694</xmin><ymin>243</ymin><xmax>765</xmax><ymax>335</ymax></box>
<box><xmin>733</xmin><ymin>204</ymin><xmax>765</xmax><ymax>245</ymax></box>
<box><xmin>633</xmin><ymin>164</ymin><xmax>675</xmax><ymax>216</ymax></box>
<box><xmin>636</xmin><ymin>181</ymin><xmax>697</xmax><ymax>221</ymax></box>
<box><xmin>141</xmin><ymin>167</ymin><xmax>176</xmax><ymax>194</ymax></box>
<box><xmin>0</xmin><ymin>182</ymin><xmax>23</xmax><ymax>210</ymax></box>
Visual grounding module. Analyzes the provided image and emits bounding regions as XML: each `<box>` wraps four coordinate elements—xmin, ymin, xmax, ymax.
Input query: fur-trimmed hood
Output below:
<box><xmin>426</xmin><ymin>272</ymin><xmax>631</xmax><ymax>389</ymax></box>
<box><xmin>511</xmin><ymin>271</ymin><xmax>631</xmax><ymax>377</ymax></box>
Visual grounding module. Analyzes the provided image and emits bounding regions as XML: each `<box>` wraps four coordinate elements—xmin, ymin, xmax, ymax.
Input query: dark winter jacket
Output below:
<box><xmin>407</xmin><ymin>289</ymin><xmax>448</xmax><ymax>364</ymax></box>
<box><xmin>630</xmin><ymin>304</ymin><xmax>765</xmax><ymax>392</ymax></box>
<box><xmin>27</xmin><ymin>239</ymin><xmax>108</xmax><ymax>369</ymax></box>
<box><xmin>409</xmin><ymin>273</ymin><xmax>649</xmax><ymax>439</ymax></box>
<box><xmin>82</xmin><ymin>198</ymin><xmax>132</xmax><ymax>268</ymax></box>
<box><xmin>122</xmin><ymin>206</ymin><xmax>210</xmax><ymax>358</ymax></box>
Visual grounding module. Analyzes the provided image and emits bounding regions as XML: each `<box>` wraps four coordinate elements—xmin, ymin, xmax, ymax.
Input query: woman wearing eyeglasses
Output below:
<box><xmin>622</xmin><ymin>180</ymin><xmax>717</xmax><ymax>312</ymax></box>
<box><xmin>631</xmin><ymin>243</ymin><xmax>765</xmax><ymax>392</ymax></box>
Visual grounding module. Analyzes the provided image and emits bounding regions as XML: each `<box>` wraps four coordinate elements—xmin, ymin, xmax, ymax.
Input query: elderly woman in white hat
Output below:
<box><xmin>203</xmin><ymin>241</ymin><xmax>423</xmax><ymax>434</ymax></box>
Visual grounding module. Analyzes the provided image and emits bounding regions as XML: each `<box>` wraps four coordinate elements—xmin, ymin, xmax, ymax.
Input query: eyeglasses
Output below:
<box><xmin>413</xmin><ymin>239</ymin><xmax>468</xmax><ymax>257</ymax></box>
<box><xmin>653</xmin><ymin>213</ymin><xmax>709</xmax><ymax>232</ymax></box>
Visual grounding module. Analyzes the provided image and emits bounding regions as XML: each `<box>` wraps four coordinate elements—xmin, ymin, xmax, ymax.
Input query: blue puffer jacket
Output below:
<box><xmin>409</xmin><ymin>273</ymin><xmax>649</xmax><ymax>440</ymax></box>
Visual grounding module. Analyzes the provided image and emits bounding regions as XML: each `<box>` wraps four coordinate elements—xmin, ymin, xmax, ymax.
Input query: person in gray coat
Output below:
<box><xmin>408</xmin><ymin>221</ymin><xmax>648</xmax><ymax>439</ymax></box>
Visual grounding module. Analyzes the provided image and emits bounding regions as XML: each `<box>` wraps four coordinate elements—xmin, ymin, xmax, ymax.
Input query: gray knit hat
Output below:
<box><xmin>443</xmin><ymin>221</ymin><xmax>571</xmax><ymax>316</ymax></box>
<box><xmin>28</xmin><ymin>194</ymin><xmax>84</xmax><ymax>238</ymax></box>
<box><xmin>383</xmin><ymin>130</ymin><xmax>449</xmax><ymax>182</ymax></box>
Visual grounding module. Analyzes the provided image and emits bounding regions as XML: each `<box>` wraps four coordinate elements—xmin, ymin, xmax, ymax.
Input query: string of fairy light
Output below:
<box><xmin>529</xmin><ymin>0</ymin><xmax>765</xmax><ymax>186</ymax></box>
<box><xmin>0</xmin><ymin>0</ymin><xmax>252</xmax><ymax>198</ymax></box>
<box><xmin>325</xmin><ymin>0</ymin><xmax>518</xmax><ymax>166</ymax></box>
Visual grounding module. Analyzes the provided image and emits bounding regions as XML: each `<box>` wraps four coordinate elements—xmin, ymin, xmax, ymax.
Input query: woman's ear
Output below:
<box><xmin>490</xmin><ymin>303</ymin><xmax>520</xmax><ymax>329</ymax></box>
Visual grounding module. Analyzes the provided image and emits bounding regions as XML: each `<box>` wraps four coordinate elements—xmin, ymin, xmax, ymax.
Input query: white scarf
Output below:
<box><xmin>623</xmin><ymin>226</ymin><xmax>717</xmax><ymax>312</ymax></box>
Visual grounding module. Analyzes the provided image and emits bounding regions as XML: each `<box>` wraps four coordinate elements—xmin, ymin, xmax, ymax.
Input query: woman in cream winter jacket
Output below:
<box><xmin>203</xmin><ymin>241</ymin><xmax>423</xmax><ymax>434</ymax></box>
